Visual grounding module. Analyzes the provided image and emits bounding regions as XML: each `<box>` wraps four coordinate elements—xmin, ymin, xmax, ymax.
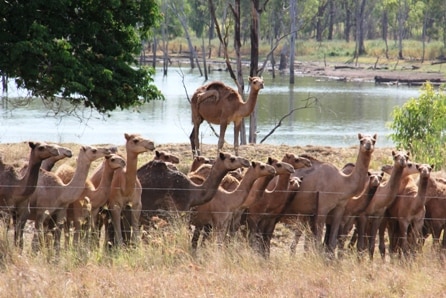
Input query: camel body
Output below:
<box><xmin>190</xmin><ymin>76</ymin><xmax>264</xmax><ymax>156</ymax></box>
<box><xmin>357</xmin><ymin>150</ymin><xmax>409</xmax><ymax>259</ymax></box>
<box><xmin>190</xmin><ymin>161</ymin><xmax>276</xmax><ymax>249</ymax></box>
<box><xmin>283</xmin><ymin>133</ymin><xmax>377</xmax><ymax>253</ymax></box>
<box><xmin>423</xmin><ymin>173</ymin><xmax>446</xmax><ymax>249</ymax></box>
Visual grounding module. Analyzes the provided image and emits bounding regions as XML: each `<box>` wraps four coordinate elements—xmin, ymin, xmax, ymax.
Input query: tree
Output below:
<box><xmin>0</xmin><ymin>0</ymin><xmax>164</xmax><ymax>114</ymax></box>
<box><xmin>388</xmin><ymin>82</ymin><xmax>446</xmax><ymax>169</ymax></box>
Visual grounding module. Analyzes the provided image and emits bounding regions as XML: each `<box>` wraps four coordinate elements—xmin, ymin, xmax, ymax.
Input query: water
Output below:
<box><xmin>0</xmin><ymin>68</ymin><xmax>420</xmax><ymax>148</ymax></box>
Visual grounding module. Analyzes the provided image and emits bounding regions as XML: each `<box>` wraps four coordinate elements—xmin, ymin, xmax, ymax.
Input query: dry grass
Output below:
<box><xmin>1</xmin><ymin>140</ymin><xmax>446</xmax><ymax>297</ymax></box>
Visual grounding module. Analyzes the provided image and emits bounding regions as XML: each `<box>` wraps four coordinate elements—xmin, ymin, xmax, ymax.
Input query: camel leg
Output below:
<box><xmin>191</xmin><ymin>225</ymin><xmax>202</xmax><ymax>251</ymax></box>
<box><xmin>130</xmin><ymin>203</ymin><xmax>142</xmax><ymax>245</ymax></box>
<box><xmin>356</xmin><ymin>214</ymin><xmax>367</xmax><ymax>253</ymax></box>
<box><xmin>326</xmin><ymin>207</ymin><xmax>344</xmax><ymax>254</ymax></box>
<box><xmin>368</xmin><ymin>218</ymin><xmax>381</xmax><ymax>260</ymax></box>
<box><xmin>14</xmin><ymin>203</ymin><xmax>29</xmax><ymax>250</ymax></box>
<box><xmin>218</xmin><ymin>122</ymin><xmax>228</xmax><ymax>153</ymax></box>
<box><xmin>397</xmin><ymin>220</ymin><xmax>409</xmax><ymax>257</ymax></box>
<box><xmin>190</xmin><ymin>126</ymin><xmax>199</xmax><ymax>156</ymax></box>
<box><xmin>110</xmin><ymin>205</ymin><xmax>124</xmax><ymax>246</ymax></box>
<box><xmin>233</xmin><ymin>122</ymin><xmax>241</xmax><ymax>156</ymax></box>
<box><xmin>378</xmin><ymin>218</ymin><xmax>388</xmax><ymax>260</ymax></box>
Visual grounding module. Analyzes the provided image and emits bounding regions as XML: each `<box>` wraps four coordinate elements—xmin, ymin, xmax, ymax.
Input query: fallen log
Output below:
<box><xmin>374</xmin><ymin>75</ymin><xmax>446</xmax><ymax>86</ymax></box>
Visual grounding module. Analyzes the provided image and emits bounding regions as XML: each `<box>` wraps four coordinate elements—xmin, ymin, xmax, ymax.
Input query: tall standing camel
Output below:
<box><xmin>356</xmin><ymin>150</ymin><xmax>410</xmax><ymax>259</ymax></box>
<box><xmin>190</xmin><ymin>160</ymin><xmax>276</xmax><ymax>249</ymax></box>
<box><xmin>0</xmin><ymin>142</ymin><xmax>60</xmax><ymax>210</ymax></box>
<box><xmin>20</xmin><ymin>145</ymin><xmax>111</xmax><ymax>252</ymax></box>
<box><xmin>423</xmin><ymin>174</ymin><xmax>446</xmax><ymax>249</ymax></box>
<box><xmin>189</xmin><ymin>76</ymin><xmax>264</xmax><ymax>156</ymax></box>
<box><xmin>386</xmin><ymin>163</ymin><xmax>433</xmax><ymax>257</ymax></box>
<box><xmin>282</xmin><ymin>133</ymin><xmax>377</xmax><ymax>254</ymax></box>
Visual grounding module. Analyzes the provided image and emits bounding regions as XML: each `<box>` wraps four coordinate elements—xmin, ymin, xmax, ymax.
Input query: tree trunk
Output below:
<box><xmin>354</xmin><ymin>0</ymin><xmax>367</xmax><ymax>57</ymax></box>
<box><xmin>327</xmin><ymin>0</ymin><xmax>334</xmax><ymax>40</ymax></box>
<box><xmin>343</xmin><ymin>0</ymin><xmax>351</xmax><ymax>42</ymax></box>
<box><xmin>249</xmin><ymin>0</ymin><xmax>261</xmax><ymax>144</ymax></box>
<box><xmin>289</xmin><ymin>0</ymin><xmax>297</xmax><ymax>84</ymax></box>
<box><xmin>315</xmin><ymin>0</ymin><xmax>328</xmax><ymax>42</ymax></box>
<box><xmin>397</xmin><ymin>0</ymin><xmax>407</xmax><ymax>60</ymax></box>
<box><xmin>382</xmin><ymin>11</ymin><xmax>389</xmax><ymax>59</ymax></box>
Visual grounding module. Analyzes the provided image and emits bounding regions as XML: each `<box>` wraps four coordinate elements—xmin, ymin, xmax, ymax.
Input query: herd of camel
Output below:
<box><xmin>1</xmin><ymin>76</ymin><xmax>446</xmax><ymax>261</ymax></box>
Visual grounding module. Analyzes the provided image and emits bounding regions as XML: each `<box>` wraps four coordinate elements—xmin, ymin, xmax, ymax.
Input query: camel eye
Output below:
<box><xmin>92</xmin><ymin>149</ymin><xmax>97</xmax><ymax>153</ymax></box>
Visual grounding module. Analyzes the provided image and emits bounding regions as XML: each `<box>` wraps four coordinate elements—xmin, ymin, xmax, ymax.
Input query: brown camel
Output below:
<box><xmin>137</xmin><ymin>152</ymin><xmax>250</xmax><ymax>222</ymax></box>
<box><xmin>246</xmin><ymin>154</ymin><xmax>311</xmax><ymax>257</ymax></box>
<box><xmin>17</xmin><ymin>145</ymin><xmax>111</xmax><ymax>252</ymax></box>
<box><xmin>189</xmin><ymin>76</ymin><xmax>264</xmax><ymax>156</ymax></box>
<box><xmin>282</xmin><ymin>133</ymin><xmax>377</xmax><ymax>253</ymax></box>
<box><xmin>59</xmin><ymin>154</ymin><xmax>127</xmax><ymax>246</ymax></box>
<box><xmin>336</xmin><ymin>170</ymin><xmax>384</xmax><ymax>255</ymax></box>
<box><xmin>386</xmin><ymin>163</ymin><xmax>433</xmax><ymax>257</ymax></box>
<box><xmin>188</xmin><ymin>163</ymin><xmax>242</xmax><ymax>191</ymax></box>
<box><xmin>228</xmin><ymin>157</ymin><xmax>295</xmax><ymax>238</ymax></box>
<box><xmin>0</xmin><ymin>142</ymin><xmax>60</xmax><ymax>211</ymax></box>
<box><xmin>190</xmin><ymin>160</ymin><xmax>276</xmax><ymax>249</ymax></box>
<box><xmin>356</xmin><ymin>150</ymin><xmax>410</xmax><ymax>259</ymax></box>
<box><xmin>423</xmin><ymin>174</ymin><xmax>446</xmax><ymax>249</ymax></box>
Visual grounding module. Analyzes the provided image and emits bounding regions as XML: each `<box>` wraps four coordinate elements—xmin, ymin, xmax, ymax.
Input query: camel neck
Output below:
<box><xmin>385</xmin><ymin>165</ymin><xmax>405</xmax><ymax>204</ymax></box>
<box><xmin>272</xmin><ymin>173</ymin><xmax>291</xmax><ymax>193</ymax></box>
<box><xmin>90</xmin><ymin>162</ymin><xmax>114</xmax><ymax>209</ymax></box>
<box><xmin>123</xmin><ymin>151</ymin><xmax>139</xmax><ymax>196</ymax></box>
<box><xmin>20</xmin><ymin>159</ymin><xmax>42</xmax><ymax>197</ymax></box>
<box><xmin>242</xmin><ymin>174</ymin><xmax>275</xmax><ymax>209</ymax></box>
<box><xmin>417</xmin><ymin>175</ymin><xmax>430</xmax><ymax>206</ymax></box>
<box><xmin>62</xmin><ymin>155</ymin><xmax>92</xmax><ymax>205</ymax></box>
<box><xmin>227</xmin><ymin>168</ymin><xmax>261</xmax><ymax>211</ymax></box>
<box><xmin>241</xmin><ymin>89</ymin><xmax>260</xmax><ymax>116</ymax></box>
<box><xmin>190</xmin><ymin>164</ymin><xmax>231</xmax><ymax>207</ymax></box>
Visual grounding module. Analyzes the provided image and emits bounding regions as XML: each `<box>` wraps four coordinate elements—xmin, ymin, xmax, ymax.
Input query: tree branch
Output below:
<box><xmin>260</xmin><ymin>96</ymin><xmax>321</xmax><ymax>143</ymax></box>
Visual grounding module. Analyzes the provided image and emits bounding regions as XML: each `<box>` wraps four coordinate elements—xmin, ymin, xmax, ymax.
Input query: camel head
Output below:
<box><xmin>105</xmin><ymin>154</ymin><xmax>126</xmax><ymax>170</ymax></box>
<box><xmin>154</xmin><ymin>150</ymin><xmax>180</xmax><ymax>164</ymax></box>
<box><xmin>381</xmin><ymin>161</ymin><xmax>419</xmax><ymax>176</ymax></box>
<box><xmin>368</xmin><ymin>171</ymin><xmax>384</xmax><ymax>188</ymax></box>
<box><xmin>289</xmin><ymin>176</ymin><xmax>303</xmax><ymax>191</ymax></box>
<box><xmin>416</xmin><ymin>163</ymin><xmax>434</xmax><ymax>178</ymax></box>
<box><xmin>79</xmin><ymin>145</ymin><xmax>112</xmax><ymax>162</ymax></box>
<box><xmin>391</xmin><ymin>150</ymin><xmax>410</xmax><ymax>168</ymax></box>
<box><xmin>217</xmin><ymin>151</ymin><xmax>250</xmax><ymax>170</ymax></box>
<box><xmin>29</xmin><ymin>141</ymin><xmax>61</xmax><ymax>161</ymax></box>
<box><xmin>282</xmin><ymin>153</ymin><xmax>312</xmax><ymax>169</ymax></box>
<box><xmin>357</xmin><ymin>133</ymin><xmax>377</xmax><ymax>154</ymax></box>
<box><xmin>267</xmin><ymin>157</ymin><xmax>294</xmax><ymax>175</ymax></box>
<box><xmin>124</xmin><ymin>133</ymin><xmax>155</xmax><ymax>154</ymax></box>
<box><xmin>249</xmin><ymin>76</ymin><xmax>264</xmax><ymax>91</ymax></box>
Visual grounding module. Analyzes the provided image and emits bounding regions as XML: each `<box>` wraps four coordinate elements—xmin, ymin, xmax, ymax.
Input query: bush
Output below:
<box><xmin>388</xmin><ymin>82</ymin><xmax>446</xmax><ymax>168</ymax></box>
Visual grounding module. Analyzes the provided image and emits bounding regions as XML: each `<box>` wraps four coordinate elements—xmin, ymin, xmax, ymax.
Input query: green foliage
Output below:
<box><xmin>388</xmin><ymin>82</ymin><xmax>446</xmax><ymax>168</ymax></box>
<box><xmin>0</xmin><ymin>0</ymin><xmax>164</xmax><ymax>113</ymax></box>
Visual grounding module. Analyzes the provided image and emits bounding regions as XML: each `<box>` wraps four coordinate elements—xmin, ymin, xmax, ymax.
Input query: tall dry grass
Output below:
<box><xmin>1</xmin><ymin>141</ymin><xmax>446</xmax><ymax>297</ymax></box>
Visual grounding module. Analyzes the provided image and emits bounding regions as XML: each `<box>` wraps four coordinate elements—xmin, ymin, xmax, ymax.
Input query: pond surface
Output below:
<box><xmin>0</xmin><ymin>67</ymin><xmax>420</xmax><ymax>148</ymax></box>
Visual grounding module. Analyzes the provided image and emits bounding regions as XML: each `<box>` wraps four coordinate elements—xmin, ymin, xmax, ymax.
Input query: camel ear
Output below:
<box><xmin>358</xmin><ymin>133</ymin><xmax>363</xmax><ymax>140</ymax></box>
<box><xmin>267</xmin><ymin>157</ymin><xmax>273</xmax><ymax>165</ymax></box>
<box><xmin>155</xmin><ymin>150</ymin><xmax>161</xmax><ymax>157</ymax></box>
<box><xmin>249</xmin><ymin>76</ymin><xmax>253</xmax><ymax>82</ymax></box>
<box><xmin>373</xmin><ymin>133</ymin><xmax>377</xmax><ymax>141</ymax></box>
<box><xmin>251</xmin><ymin>161</ymin><xmax>256</xmax><ymax>168</ymax></box>
<box><xmin>219</xmin><ymin>152</ymin><xmax>225</xmax><ymax>160</ymax></box>
<box><xmin>124</xmin><ymin>133</ymin><xmax>130</xmax><ymax>140</ymax></box>
<box><xmin>28</xmin><ymin>142</ymin><xmax>36</xmax><ymax>149</ymax></box>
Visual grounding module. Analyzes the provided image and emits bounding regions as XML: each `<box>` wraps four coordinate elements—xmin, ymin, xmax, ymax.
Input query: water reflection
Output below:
<box><xmin>0</xmin><ymin>68</ymin><xmax>419</xmax><ymax>147</ymax></box>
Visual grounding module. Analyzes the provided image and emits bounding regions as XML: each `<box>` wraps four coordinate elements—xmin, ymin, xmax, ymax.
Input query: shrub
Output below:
<box><xmin>388</xmin><ymin>82</ymin><xmax>446</xmax><ymax>168</ymax></box>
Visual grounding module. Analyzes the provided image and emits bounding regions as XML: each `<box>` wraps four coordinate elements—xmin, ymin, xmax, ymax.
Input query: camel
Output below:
<box><xmin>228</xmin><ymin>157</ymin><xmax>294</xmax><ymax>238</ymax></box>
<box><xmin>336</xmin><ymin>170</ymin><xmax>384</xmax><ymax>256</ymax></box>
<box><xmin>386</xmin><ymin>163</ymin><xmax>433</xmax><ymax>258</ymax></box>
<box><xmin>189</xmin><ymin>76</ymin><xmax>264</xmax><ymax>156</ymax></box>
<box><xmin>16</xmin><ymin>145</ymin><xmax>111</xmax><ymax>252</ymax></box>
<box><xmin>356</xmin><ymin>150</ymin><xmax>410</xmax><ymax>259</ymax></box>
<box><xmin>90</xmin><ymin>133</ymin><xmax>155</xmax><ymax>247</ymax></box>
<box><xmin>246</xmin><ymin>154</ymin><xmax>311</xmax><ymax>257</ymax></box>
<box><xmin>0</xmin><ymin>142</ymin><xmax>61</xmax><ymax>210</ymax></box>
<box><xmin>59</xmin><ymin>154</ymin><xmax>127</xmax><ymax>246</ymax></box>
<box><xmin>282</xmin><ymin>133</ymin><xmax>377</xmax><ymax>254</ymax></box>
<box><xmin>188</xmin><ymin>163</ymin><xmax>242</xmax><ymax>191</ymax></box>
<box><xmin>137</xmin><ymin>152</ymin><xmax>250</xmax><ymax>224</ymax></box>
<box><xmin>190</xmin><ymin>160</ymin><xmax>276</xmax><ymax>250</ymax></box>
<box><xmin>423</xmin><ymin>174</ymin><xmax>446</xmax><ymax>249</ymax></box>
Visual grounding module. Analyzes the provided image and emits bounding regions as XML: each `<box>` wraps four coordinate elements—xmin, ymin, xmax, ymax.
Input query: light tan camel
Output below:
<box><xmin>386</xmin><ymin>163</ymin><xmax>433</xmax><ymax>257</ymax></box>
<box><xmin>93</xmin><ymin>133</ymin><xmax>155</xmax><ymax>246</ymax></box>
<box><xmin>59</xmin><ymin>154</ymin><xmax>127</xmax><ymax>246</ymax></box>
<box><xmin>283</xmin><ymin>133</ymin><xmax>377</xmax><ymax>253</ymax></box>
<box><xmin>190</xmin><ymin>160</ymin><xmax>275</xmax><ymax>250</ymax></box>
<box><xmin>20</xmin><ymin>145</ymin><xmax>111</xmax><ymax>252</ymax></box>
<box><xmin>356</xmin><ymin>150</ymin><xmax>410</xmax><ymax>259</ymax></box>
<box><xmin>189</xmin><ymin>76</ymin><xmax>264</xmax><ymax>156</ymax></box>
<box><xmin>0</xmin><ymin>142</ymin><xmax>60</xmax><ymax>210</ymax></box>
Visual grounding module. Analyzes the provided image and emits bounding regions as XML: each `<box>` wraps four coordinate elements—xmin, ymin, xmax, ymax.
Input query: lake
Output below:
<box><xmin>0</xmin><ymin>67</ymin><xmax>420</xmax><ymax>148</ymax></box>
